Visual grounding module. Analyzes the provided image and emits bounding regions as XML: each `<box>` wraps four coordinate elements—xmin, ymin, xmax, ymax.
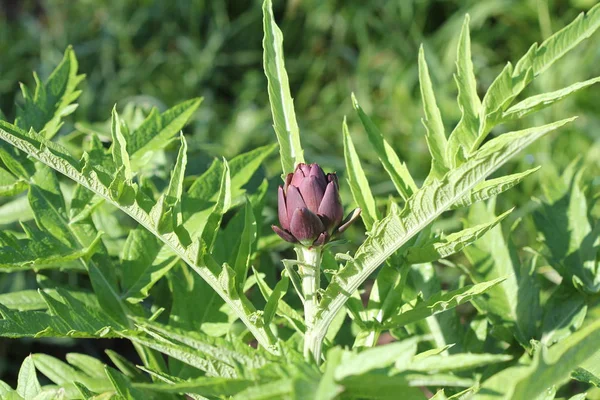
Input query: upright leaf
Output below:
<box><xmin>15</xmin><ymin>46</ymin><xmax>85</xmax><ymax>139</ymax></box>
<box><xmin>447</xmin><ymin>15</ymin><xmax>481</xmax><ymax>166</ymax></box>
<box><xmin>17</xmin><ymin>355</ymin><xmax>42</xmax><ymax>399</ymax></box>
<box><xmin>418</xmin><ymin>45</ymin><xmax>448</xmax><ymax>180</ymax></box>
<box><xmin>342</xmin><ymin>118</ymin><xmax>378</xmax><ymax>230</ymax></box>
<box><xmin>262</xmin><ymin>0</ymin><xmax>304</xmax><ymax>173</ymax></box>
<box><xmin>352</xmin><ymin>94</ymin><xmax>417</xmax><ymax>200</ymax></box>
<box><xmin>128</xmin><ymin>98</ymin><xmax>202</xmax><ymax>169</ymax></box>
<box><xmin>315</xmin><ymin>118</ymin><xmax>573</xmax><ymax>343</ymax></box>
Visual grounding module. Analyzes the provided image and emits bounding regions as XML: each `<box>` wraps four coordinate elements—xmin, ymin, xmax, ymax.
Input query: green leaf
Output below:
<box><xmin>405</xmin><ymin>208</ymin><xmax>512</xmax><ymax>264</ymax></box>
<box><xmin>0</xmin><ymin>120</ymin><xmax>283</xmax><ymax>350</ymax></box>
<box><xmin>315</xmin><ymin>347</ymin><xmax>344</xmax><ymax>400</ymax></box>
<box><xmin>65</xmin><ymin>354</ymin><xmax>106</xmax><ymax>379</ymax></box>
<box><xmin>105</xmin><ymin>350</ymin><xmax>149</xmax><ymax>382</ymax></box>
<box><xmin>201</xmin><ymin>159</ymin><xmax>231</xmax><ymax>251</ymax></box>
<box><xmin>233</xmin><ymin>199</ymin><xmax>257</xmax><ymax>292</ymax></box>
<box><xmin>503</xmin><ymin>76</ymin><xmax>600</xmax><ymax>120</ymax></box>
<box><xmin>110</xmin><ymin>107</ymin><xmax>132</xmax><ymax>181</ymax></box>
<box><xmin>28</xmin><ymin>166</ymin><xmax>74</xmax><ymax>248</ymax></box>
<box><xmin>463</xmin><ymin>201</ymin><xmax>539</xmax><ymax>345</ymax></box>
<box><xmin>342</xmin><ymin>118</ymin><xmax>379</xmax><ymax>230</ymax></box>
<box><xmin>541</xmin><ymin>285</ymin><xmax>587</xmax><ymax>346</ymax></box>
<box><xmin>253</xmin><ymin>266</ymin><xmax>305</xmax><ymax>333</ymax></box>
<box><xmin>128</xmin><ymin>98</ymin><xmax>202</xmax><ymax>169</ymax></box>
<box><xmin>121</xmin><ymin>228</ymin><xmax>179</xmax><ymax>304</ymax></box>
<box><xmin>0</xmin><ymin>166</ymin><xmax>27</xmax><ymax>196</ymax></box>
<box><xmin>335</xmin><ymin>337</ymin><xmax>419</xmax><ymax>380</ymax></box>
<box><xmin>534</xmin><ymin>168</ymin><xmax>598</xmax><ymax>293</ymax></box>
<box><xmin>352</xmin><ymin>93</ymin><xmax>417</xmax><ymax>200</ymax></box>
<box><xmin>0</xmin><ymin>228</ymin><xmax>101</xmax><ymax>272</ymax></box>
<box><xmin>134</xmin><ymin>377</ymin><xmax>253</xmax><ymax>397</ymax></box>
<box><xmin>263</xmin><ymin>276</ymin><xmax>289</xmax><ymax>326</ymax></box>
<box><xmin>17</xmin><ymin>355</ymin><xmax>42</xmax><ymax>399</ymax></box>
<box><xmin>401</xmin><ymin>353</ymin><xmax>512</xmax><ymax>373</ymax></box>
<box><xmin>262</xmin><ymin>0</ymin><xmax>304</xmax><ymax>173</ymax></box>
<box><xmin>39</xmin><ymin>288</ymin><xmax>120</xmax><ymax>336</ymax></box>
<box><xmin>475</xmin><ymin>3</ymin><xmax>600</xmax><ymax>149</ymax></box>
<box><xmin>105</xmin><ymin>366</ymin><xmax>147</xmax><ymax>400</ymax></box>
<box><xmin>339</xmin><ymin>373</ymin><xmax>426</xmax><ymax>400</ymax></box>
<box><xmin>383</xmin><ymin>277</ymin><xmax>506</xmax><ymax>330</ymax></box>
<box><xmin>0</xmin><ymin>290</ymin><xmax>46</xmax><ymax>311</ymax></box>
<box><xmin>32</xmin><ymin>353</ymin><xmax>112</xmax><ymax>395</ymax></box>
<box><xmin>316</xmin><ymin>118</ymin><xmax>574</xmax><ymax>342</ymax></box>
<box><xmin>165</xmin><ymin>134</ymin><xmax>187</xmax><ymax>224</ymax></box>
<box><xmin>446</xmin><ymin>14</ymin><xmax>480</xmax><ymax>168</ymax></box>
<box><xmin>452</xmin><ymin>167</ymin><xmax>540</xmax><ymax>209</ymax></box>
<box><xmin>15</xmin><ymin>46</ymin><xmax>84</xmax><ymax>139</ymax></box>
<box><xmin>479</xmin><ymin>319</ymin><xmax>600</xmax><ymax>399</ymax></box>
<box><xmin>418</xmin><ymin>45</ymin><xmax>448</xmax><ymax>180</ymax></box>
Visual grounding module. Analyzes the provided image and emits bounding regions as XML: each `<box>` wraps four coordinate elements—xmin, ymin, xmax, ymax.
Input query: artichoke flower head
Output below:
<box><xmin>272</xmin><ymin>163</ymin><xmax>361</xmax><ymax>247</ymax></box>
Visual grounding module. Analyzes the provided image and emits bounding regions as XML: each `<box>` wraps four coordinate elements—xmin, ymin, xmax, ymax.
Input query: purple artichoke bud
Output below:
<box><xmin>272</xmin><ymin>163</ymin><xmax>361</xmax><ymax>247</ymax></box>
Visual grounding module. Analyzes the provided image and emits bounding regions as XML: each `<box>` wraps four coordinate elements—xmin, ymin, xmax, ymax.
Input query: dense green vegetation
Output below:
<box><xmin>0</xmin><ymin>1</ymin><xmax>599</xmax><ymax>399</ymax></box>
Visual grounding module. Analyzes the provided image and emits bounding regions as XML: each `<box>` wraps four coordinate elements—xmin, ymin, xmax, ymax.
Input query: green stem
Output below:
<box><xmin>296</xmin><ymin>246</ymin><xmax>323</xmax><ymax>363</ymax></box>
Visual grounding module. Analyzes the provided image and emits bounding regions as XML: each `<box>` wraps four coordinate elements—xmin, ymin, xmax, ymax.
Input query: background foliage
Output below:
<box><xmin>0</xmin><ymin>0</ymin><xmax>599</xmax><ymax>399</ymax></box>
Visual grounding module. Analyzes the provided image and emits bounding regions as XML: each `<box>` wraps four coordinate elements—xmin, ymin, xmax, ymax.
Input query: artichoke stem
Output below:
<box><xmin>297</xmin><ymin>246</ymin><xmax>323</xmax><ymax>363</ymax></box>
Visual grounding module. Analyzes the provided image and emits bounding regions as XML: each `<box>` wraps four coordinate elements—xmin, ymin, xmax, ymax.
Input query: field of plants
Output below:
<box><xmin>0</xmin><ymin>0</ymin><xmax>599</xmax><ymax>399</ymax></box>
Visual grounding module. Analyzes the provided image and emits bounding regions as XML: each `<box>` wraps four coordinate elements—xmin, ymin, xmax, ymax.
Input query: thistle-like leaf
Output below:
<box><xmin>352</xmin><ymin>93</ymin><xmax>417</xmax><ymax>200</ymax></box>
<box><xmin>342</xmin><ymin>118</ymin><xmax>379</xmax><ymax>230</ymax></box>
<box><xmin>15</xmin><ymin>46</ymin><xmax>85</xmax><ymax>139</ymax></box>
<box><xmin>262</xmin><ymin>0</ymin><xmax>304</xmax><ymax>173</ymax></box>
<box><xmin>418</xmin><ymin>45</ymin><xmax>449</xmax><ymax>180</ymax></box>
<box><xmin>404</xmin><ymin>208</ymin><xmax>512</xmax><ymax>264</ymax></box>
<box><xmin>315</xmin><ymin>117</ymin><xmax>574</xmax><ymax>341</ymax></box>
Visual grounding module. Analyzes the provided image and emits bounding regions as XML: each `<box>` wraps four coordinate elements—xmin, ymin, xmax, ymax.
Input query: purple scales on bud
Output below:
<box><xmin>272</xmin><ymin>163</ymin><xmax>361</xmax><ymax>247</ymax></box>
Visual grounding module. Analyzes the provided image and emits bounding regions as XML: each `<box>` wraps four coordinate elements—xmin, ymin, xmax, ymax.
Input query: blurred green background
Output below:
<box><xmin>0</xmin><ymin>0</ymin><xmax>599</xmax><ymax>386</ymax></box>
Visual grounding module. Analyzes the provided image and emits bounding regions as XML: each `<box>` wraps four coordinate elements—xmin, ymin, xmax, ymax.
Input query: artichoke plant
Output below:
<box><xmin>272</xmin><ymin>163</ymin><xmax>361</xmax><ymax>247</ymax></box>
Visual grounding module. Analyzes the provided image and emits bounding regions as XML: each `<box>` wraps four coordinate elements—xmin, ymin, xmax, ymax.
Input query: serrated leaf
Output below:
<box><xmin>128</xmin><ymin>98</ymin><xmax>202</xmax><ymax>169</ymax></box>
<box><xmin>0</xmin><ymin>229</ymin><xmax>101</xmax><ymax>272</ymax></box>
<box><xmin>452</xmin><ymin>167</ymin><xmax>540</xmax><ymax>209</ymax></box>
<box><xmin>503</xmin><ymin>76</ymin><xmax>600</xmax><ymax>120</ymax></box>
<box><xmin>32</xmin><ymin>353</ymin><xmax>112</xmax><ymax>395</ymax></box>
<box><xmin>165</xmin><ymin>134</ymin><xmax>187</xmax><ymax>225</ymax></box>
<box><xmin>316</xmin><ymin>118</ymin><xmax>573</xmax><ymax>341</ymax></box>
<box><xmin>402</xmin><ymin>353</ymin><xmax>512</xmax><ymax>373</ymax></box>
<box><xmin>0</xmin><ymin>290</ymin><xmax>47</xmax><ymax>311</ymax></box>
<box><xmin>475</xmin><ymin>4</ymin><xmax>600</xmax><ymax>150</ymax></box>
<box><xmin>462</xmin><ymin>200</ymin><xmax>540</xmax><ymax>346</ymax></box>
<box><xmin>342</xmin><ymin>118</ymin><xmax>378</xmax><ymax>230</ymax></box>
<box><xmin>17</xmin><ymin>355</ymin><xmax>42</xmax><ymax>399</ymax></box>
<box><xmin>0</xmin><ymin>166</ymin><xmax>27</xmax><ymax>196</ymax></box>
<box><xmin>233</xmin><ymin>199</ymin><xmax>257</xmax><ymax>292</ymax></box>
<box><xmin>383</xmin><ymin>277</ymin><xmax>505</xmax><ymax>329</ymax></box>
<box><xmin>134</xmin><ymin>377</ymin><xmax>253</xmax><ymax>397</ymax></box>
<box><xmin>335</xmin><ymin>337</ymin><xmax>419</xmax><ymax>380</ymax></box>
<box><xmin>105</xmin><ymin>350</ymin><xmax>148</xmax><ymax>382</ymax></box>
<box><xmin>110</xmin><ymin>107</ymin><xmax>132</xmax><ymax>181</ymax></box>
<box><xmin>262</xmin><ymin>0</ymin><xmax>304</xmax><ymax>173</ymax></box>
<box><xmin>105</xmin><ymin>366</ymin><xmax>147</xmax><ymax>400</ymax></box>
<box><xmin>65</xmin><ymin>354</ymin><xmax>106</xmax><ymax>379</ymax></box>
<box><xmin>541</xmin><ymin>285</ymin><xmax>587</xmax><ymax>346</ymax></box>
<box><xmin>263</xmin><ymin>276</ymin><xmax>289</xmax><ymax>326</ymax></box>
<box><xmin>418</xmin><ymin>45</ymin><xmax>448</xmax><ymax>180</ymax></box>
<box><xmin>121</xmin><ymin>228</ymin><xmax>179</xmax><ymax>304</ymax></box>
<box><xmin>446</xmin><ymin>14</ymin><xmax>480</xmax><ymax>169</ymax></box>
<box><xmin>201</xmin><ymin>159</ymin><xmax>231</xmax><ymax>251</ymax></box>
<box><xmin>479</xmin><ymin>319</ymin><xmax>600</xmax><ymax>399</ymax></box>
<box><xmin>253</xmin><ymin>266</ymin><xmax>304</xmax><ymax>333</ymax></box>
<box><xmin>405</xmin><ymin>208</ymin><xmax>512</xmax><ymax>264</ymax></box>
<box><xmin>15</xmin><ymin>46</ymin><xmax>84</xmax><ymax>139</ymax></box>
<box><xmin>352</xmin><ymin>93</ymin><xmax>417</xmax><ymax>200</ymax></box>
